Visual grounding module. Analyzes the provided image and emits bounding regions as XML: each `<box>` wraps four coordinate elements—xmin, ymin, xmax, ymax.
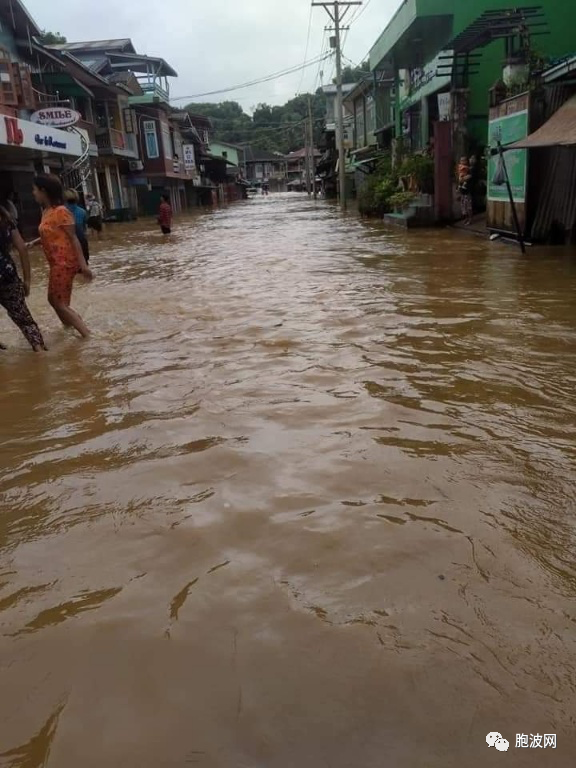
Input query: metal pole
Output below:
<box><xmin>304</xmin><ymin>121</ymin><xmax>311</xmax><ymax>195</ymax></box>
<box><xmin>308</xmin><ymin>95</ymin><xmax>317</xmax><ymax>199</ymax></box>
<box><xmin>334</xmin><ymin>2</ymin><xmax>346</xmax><ymax>207</ymax></box>
<box><xmin>497</xmin><ymin>141</ymin><xmax>526</xmax><ymax>255</ymax></box>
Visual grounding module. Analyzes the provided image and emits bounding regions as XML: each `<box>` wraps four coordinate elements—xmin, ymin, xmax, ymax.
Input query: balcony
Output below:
<box><xmin>95</xmin><ymin>128</ymin><xmax>138</xmax><ymax>158</ymax></box>
<box><xmin>128</xmin><ymin>81</ymin><xmax>170</xmax><ymax>106</ymax></box>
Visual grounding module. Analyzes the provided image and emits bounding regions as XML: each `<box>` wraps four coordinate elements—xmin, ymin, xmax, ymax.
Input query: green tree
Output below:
<box><xmin>185</xmin><ymin>90</ymin><xmax>328</xmax><ymax>155</ymax></box>
<box><xmin>185</xmin><ymin>101</ymin><xmax>252</xmax><ymax>144</ymax></box>
<box><xmin>337</xmin><ymin>60</ymin><xmax>370</xmax><ymax>84</ymax></box>
<box><xmin>40</xmin><ymin>30</ymin><xmax>67</xmax><ymax>45</ymax></box>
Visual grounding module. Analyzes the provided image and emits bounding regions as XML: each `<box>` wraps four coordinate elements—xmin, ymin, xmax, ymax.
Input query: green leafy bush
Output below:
<box><xmin>357</xmin><ymin>151</ymin><xmax>434</xmax><ymax>217</ymax></box>
<box><xmin>398</xmin><ymin>154</ymin><xmax>434</xmax><ymax>193</ymax></box>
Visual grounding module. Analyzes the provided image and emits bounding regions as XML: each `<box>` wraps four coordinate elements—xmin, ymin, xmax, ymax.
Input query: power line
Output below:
<box><xmin>171</xmin><ymin>53</ymin><xmax>331</xmax><ymax>103</ymax></box>
<box><xmin>348</xmin><ymin>0</ymin><xmax>373</xmax><ymax>26</ymax></box>
<box><xmin>314</xmin><ymin>29</ymin><xmax>330</xmax><ymax>91</ymax></box>
<box><xmin>297</xmin><ymin>5</ymin><xmax>315</xmax><ymax>94</ymax></box>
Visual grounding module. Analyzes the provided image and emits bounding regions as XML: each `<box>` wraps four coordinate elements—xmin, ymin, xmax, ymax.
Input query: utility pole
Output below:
<box><xmin>305</xmin><ymin>119</ymin><xmax>309</xmax><ymax>195</ymax></box>
<box><xmin>308</xmin><ymin>95</ymin><xmax>317</xmax><ymax>199</ymax></box>
<box><xmin>312</xmin><ymin>1</ymin><xmax>361</xmax><ymax>208</ymax></box>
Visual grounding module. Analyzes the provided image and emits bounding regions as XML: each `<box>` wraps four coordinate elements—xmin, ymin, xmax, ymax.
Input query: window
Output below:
<box><xmin>123</xmin><ymin>108</ymin><xmax>136</xmax><ymax>133</ymax></box>
<box><xmin>222</xmin><ymin>150</ymin><xmax>228</xmax><ymax>159</ymax></box>
<box><xmin>143</xmin><ymin>120</ymin><xmax>159</xmax><ymax>159</ymax></box>
<box><xmin>161</xmin><ymin>123</ymin><xmax>172</xmax><ymax>160</ymax></box>
<box><xmin>366</xmin><ymin>95</ymin><xmax>375</xmax><ymax>137</ymax></box>
<box><xmin>11</xmin><ymin>63</ymin><xmax>34</xmax><ymax>108</ymax></box>
<box><xmin>173</xmin><ymin>132</ymin><xmax>183</xmax><ymax>161</ymax></box>
<box><xmin>355</xmin><ymin>99</ymin><xmax>365</xmax><ymax>148</ymax></box>
<box><xmin>0</xmin><ymin>49</ymin><xmax>17</xmax><ymax>105</ymax></box>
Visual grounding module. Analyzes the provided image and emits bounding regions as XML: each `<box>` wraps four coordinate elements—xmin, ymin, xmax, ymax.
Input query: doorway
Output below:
<box><xmin>97</xmin><ymin>171</ymin><xmax>110</xmax><ymax>211</ymax></box>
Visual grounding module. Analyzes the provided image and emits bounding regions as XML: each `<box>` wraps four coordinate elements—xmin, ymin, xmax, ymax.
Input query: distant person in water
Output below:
<box><xmin>65</xmin><ymin>189</ymin><xmax>90</xmax><ymax>264</ymax></box>
<box><xmin>31</xmin><ymin>174</ymin><xmax>93</xmax><ymax>338</ymax></box>
<box><xmin>86</xmin><ymin>194</ymin><xmax>103</xmax><ymax>239</ymax></box>
<box><xmin>158</xmin><ymin>194</ymin><xmax>172</xmax><ymax>235</ymax></box>
<box><xmin>0</xmin><ymin>204</ymin><xmax>46</xmax><ymax>351</ymax></box>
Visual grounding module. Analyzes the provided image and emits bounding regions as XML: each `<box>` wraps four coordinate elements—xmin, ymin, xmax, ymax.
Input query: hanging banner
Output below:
<box><xmin>437</xmin><ymin>93</ymin><xmax>452</xmax><ymax>121</ymax></box>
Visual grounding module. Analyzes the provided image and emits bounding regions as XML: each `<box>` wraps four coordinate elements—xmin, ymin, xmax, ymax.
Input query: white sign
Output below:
<box><xmin>437</xmin><ymin>93</ymin><xmax>452</xmax><ymax>121</ymax></box>
<box><xmin>0</xmin><ymin>115</ymin><xmax>82</xmax><ymax>157</ymax></box>
<box><xmin>30</xmin><ymin>108</ymin><xmax>81</xmax><ymax>128</ymax></box>
<box><xmin>183</xmin><ymin>144</ymin><xmax>196</xmax><ymax>171</ymax></box>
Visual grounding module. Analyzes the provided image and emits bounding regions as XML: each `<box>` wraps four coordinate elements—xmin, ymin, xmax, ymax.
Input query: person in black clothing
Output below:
<box><xmin>0</xmin><ymin>205</ymin><xmax>46</xmax><ymax>351</ymax></box>
<box><xmin>468</xmin><ymin>155</ymin><xmax>479</xmax><ymax>217</ymax></box>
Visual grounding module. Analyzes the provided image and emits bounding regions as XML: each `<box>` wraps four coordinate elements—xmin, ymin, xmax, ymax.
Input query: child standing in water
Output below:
<box><xmin>32</xmin><ymin>175</ymin><xmax>93</xmax><ymax>338</ymax></box>
<box><xmin>0</xmin><ymin>205</ymin><xmax>46</xmax><ymax>351</ymax></box>
<box><xmin>158</xmin><ymin>194</ymin><xmax>172</xmax><ymax>235</ymax></box>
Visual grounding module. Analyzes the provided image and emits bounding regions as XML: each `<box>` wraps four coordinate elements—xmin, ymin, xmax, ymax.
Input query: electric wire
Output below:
<box><xmin>170</xmin><ymin>53</ymin><xmax>331</xmax><ymax>102</ymax></box>
<box><xmin>297</xmin><ymin>4</ymin><xmax>315</xmax><ymax>94</ymax></box>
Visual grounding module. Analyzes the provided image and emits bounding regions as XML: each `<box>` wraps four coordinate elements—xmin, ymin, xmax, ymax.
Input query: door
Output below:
<box><xmin>97</xmin><ymin>171</ymin><xmax>111</xmax><ymax>211</ymax></box>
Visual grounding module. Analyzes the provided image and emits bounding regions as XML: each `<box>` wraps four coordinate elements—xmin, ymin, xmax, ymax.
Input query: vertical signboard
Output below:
<box><xmin>183</xmin><ymin>144</ymin><xmax>196</xmax><ymax>171</ymax></box>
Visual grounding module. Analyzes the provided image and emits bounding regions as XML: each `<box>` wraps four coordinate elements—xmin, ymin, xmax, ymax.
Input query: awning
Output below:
<box><xmin>509</xmin><ymin>95</ymin><xmax>576</xmax><ymax>149</ymax></box>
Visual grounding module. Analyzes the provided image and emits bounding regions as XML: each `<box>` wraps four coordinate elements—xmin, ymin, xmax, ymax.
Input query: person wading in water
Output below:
<box><xmin>158</xmin><ymin>194</ymin><xmax>173</xmax><ymax>235</ymax></box>
<box><xmin>65</xmin><ymin>189</ymin><xmax>90</xmax><ymax>264</ymax></box>
<box><xmin>0</xmin><ymin>205</ymin><xmax>46</xmax><ymax>351</ymax></box>
<box><xmin>29</xmin><ymin>175</ymin><xmax>93</xmax><ymax>338</ymax></box>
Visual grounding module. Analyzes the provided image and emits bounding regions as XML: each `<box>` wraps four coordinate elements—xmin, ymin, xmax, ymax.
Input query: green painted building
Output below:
<box><xmin>208</xmin><ymin>141</ymin><xmax>242</xmax><ymax>171</ymax></box>
<box><xmin>369</xmin><ymin>0</ymin><xmax>575</xmax><ymax>151</ymax></box>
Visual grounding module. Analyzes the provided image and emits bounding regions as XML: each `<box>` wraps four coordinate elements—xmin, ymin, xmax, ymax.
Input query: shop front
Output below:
<box><xmin>0</xmin><ymin>115</ymin><xmax>83</xmax><ymax>234</ymax></box>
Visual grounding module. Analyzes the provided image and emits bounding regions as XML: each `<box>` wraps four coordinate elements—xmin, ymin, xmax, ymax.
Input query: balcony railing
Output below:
<box><xmin>96</xmin><ymin>128</ymin><xmax>138</xmax><ymax>155</ymax></box>
<box><xmin>128</xmin><ymin>81</ymin><xmax>170</xmax><ymax>105</ymax></box>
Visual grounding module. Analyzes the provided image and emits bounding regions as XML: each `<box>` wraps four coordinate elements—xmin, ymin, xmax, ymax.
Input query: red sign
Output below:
<box><xmin>5</xmin><ymin>117</ymin><xmax>23</xmax><ymax>146</ymax></box>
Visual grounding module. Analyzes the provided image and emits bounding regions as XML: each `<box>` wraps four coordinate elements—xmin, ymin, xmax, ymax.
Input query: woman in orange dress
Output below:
<box><xmin>32</xmin><ymin>175</ymin><xmax>93</xmax><ymax>338</ymax></box>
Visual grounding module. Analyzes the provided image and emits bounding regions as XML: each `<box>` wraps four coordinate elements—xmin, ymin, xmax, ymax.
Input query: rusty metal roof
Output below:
<box><xmin>509</xmin><ymin>95</ymin><xmax>576</xmax><ymax>149</ymax></box>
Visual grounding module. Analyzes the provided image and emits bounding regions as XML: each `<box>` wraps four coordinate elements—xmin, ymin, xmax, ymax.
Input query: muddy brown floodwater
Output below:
<box><xmin>1</xmin><ymin>194</ymin><xmax>576</xmax><ymax>767</ymax></box>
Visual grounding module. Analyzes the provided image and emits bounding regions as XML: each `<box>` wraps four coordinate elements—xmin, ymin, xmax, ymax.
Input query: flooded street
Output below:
<box><xmin>1</xmin><ymin>193</ymin><xmax>576</xmax><ymax>766</ymax></box>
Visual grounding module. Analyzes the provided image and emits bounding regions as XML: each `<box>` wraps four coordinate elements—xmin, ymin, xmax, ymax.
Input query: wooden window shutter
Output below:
<box><xmin>0</xmin><ymin>49</ymin><xmax>17</xmax><ymax>105</ymax></box>
<box><xmin>18</xmin><ymin>64</ymin><xmax>35</xmax><ymax>108</ymax></box>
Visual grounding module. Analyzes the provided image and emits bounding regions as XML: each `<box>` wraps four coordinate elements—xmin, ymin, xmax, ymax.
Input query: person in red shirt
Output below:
<box><xmin>158</xmin><ymin>194</ymin><xmax>172</xmax><ymax>235</ymax></box>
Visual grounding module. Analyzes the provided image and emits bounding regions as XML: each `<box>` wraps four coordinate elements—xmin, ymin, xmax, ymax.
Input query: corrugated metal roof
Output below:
<box><xmin>542</xmin><ymin>56</ymin><xmax>576</xmax><ymax>83</ymax></box>
<box><xmin>509</xmin><ymin>95</ymin><xmax>576</xmax><ymax>149</ymax></box>
<box><xmin>54</xmin><ymin>39</ymin><xmax>134</xmax><ymax>52</ymax></box>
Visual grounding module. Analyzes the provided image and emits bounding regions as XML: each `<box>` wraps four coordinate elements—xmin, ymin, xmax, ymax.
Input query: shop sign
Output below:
<box><xmin>0</xmin><ymin>116</ymin><xmax>82</xmax><ymax>156</ymax></box>
<box><xmin>401</xmin><ymin>50</ymin><xmax>454</xmax><ymax>109</ymax></box>
<box><xmin>4</xmin><ymin>116</ymin><xmax>23</xmax><ymax>145</ymax></box>
<box><xmin>183</xmin><ymin>144</ymin><xmax>196</xmax><ymax>171</ymax></box>
<box><xmin>30</xmin><ymin>108</ymin><xmax>81</xmax><ymax>128</ymax></box>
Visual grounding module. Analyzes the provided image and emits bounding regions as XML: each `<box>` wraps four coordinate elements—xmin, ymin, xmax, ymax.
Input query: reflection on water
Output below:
<box><xmin>1</xmin><ymin>195</ymin><xmax>576</xmax><ymax>767</ymax></box>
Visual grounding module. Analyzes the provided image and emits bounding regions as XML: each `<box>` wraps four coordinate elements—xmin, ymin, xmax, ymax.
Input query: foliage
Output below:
<box><xmin>357</xmin><ymin>154</ymin><xmax>398</xmax><ymax>217</ymax></box>
<box><xmin>397</xmin><ymin>154</ymin><xmax>434</xmax><ymax>194</ymax></box>
<box><xmin>358</xmin><ymin>151</ymin><xmax>433</xmax><ymax>217</ymax></box>
<box><xmin>185</xmin><ymin>90</ymin><xmax>327</xmax><ymax>154</ymax></box>
<box><xmin>337</xmin><ymin>61</ymin><xmax>370</xmax><ymax>85</ymax></box>
<box><xmin>389</xmin><ymin>190</ymin><xmax>417</xmax><ymax>210</ymax></box>
<box><xmin>185</xmin><ymin>101</ymin><xmax>252</xmax><ymax>145</ymax></box>
<box><xmin>40</xmin><ymin>30</ymin><xmax>67</xmax><ymax>45</ymax></box>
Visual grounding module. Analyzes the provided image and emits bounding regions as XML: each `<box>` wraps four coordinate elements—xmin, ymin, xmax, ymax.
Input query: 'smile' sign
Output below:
<box><xmin>30</xmin><ymin>108</ymin><xmax>81</xmax><ymax>128</ymax></box>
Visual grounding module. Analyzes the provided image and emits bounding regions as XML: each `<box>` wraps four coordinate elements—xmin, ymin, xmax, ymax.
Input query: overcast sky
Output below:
<box><xmin>25</xmin><ymin>0</ymin><xmax>398</xmax><ymax>112</ymax></box>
